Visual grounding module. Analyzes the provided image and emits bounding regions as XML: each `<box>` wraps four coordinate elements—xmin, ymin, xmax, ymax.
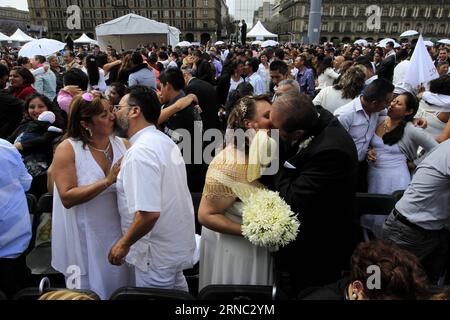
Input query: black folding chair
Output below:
<box><xmin>198</xmin><ymin>285</ymin><xmax>273</xmax><ymax>300</ymax></box>
<box><xmin>355</xmin><ymin>193</ymin><xmax>397</xmax><ymax>241</ymax></box>
<box><xmin>110</xmin><ymin>287</ymin><xmax>195</xmax><ymax>300</ymax></box>
<box><xmin>13</xmin><ymin>277</ymin><xmax>100</xmax><ymax>300</ymax></box>
<box><xmin>26</xmin><ymin>193</ymin><xmax>37</xmax><ymax>215</ymax></box>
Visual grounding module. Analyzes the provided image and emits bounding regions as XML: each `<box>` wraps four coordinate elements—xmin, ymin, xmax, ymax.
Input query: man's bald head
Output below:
<box><xmin>271</xmin><ymin>91</ymin><xmax>318</xmax><ymax>141</ymax></box>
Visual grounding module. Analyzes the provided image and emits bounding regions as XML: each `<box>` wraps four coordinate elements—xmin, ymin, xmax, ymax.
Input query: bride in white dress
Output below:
<box><xmin>198</xmin><ymin>95</ymin><xmax>274</xmax><ymax>290</ymax></box>
<box><xmin>367</xmin><ymin>92</ymin><xmax>437</xmax><ymax>194</ymax></box>
<box><xmin>51</xmin><ymin>94</ymin><xmax>132</xmax><ymax>299</ymax></box>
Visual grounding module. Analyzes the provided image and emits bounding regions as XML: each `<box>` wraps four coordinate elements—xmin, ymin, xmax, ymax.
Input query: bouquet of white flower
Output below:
<box><xmin>241</xmin><ymin>189</ymin><xmax>300</xmax><ymax>251</ymax></box>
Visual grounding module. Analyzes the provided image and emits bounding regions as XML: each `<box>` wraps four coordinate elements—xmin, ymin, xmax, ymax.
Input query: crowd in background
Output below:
<box><xmin>1</xmin><ymin>37</ymin><xmax>450</xmax><ymax>300</ymax></box>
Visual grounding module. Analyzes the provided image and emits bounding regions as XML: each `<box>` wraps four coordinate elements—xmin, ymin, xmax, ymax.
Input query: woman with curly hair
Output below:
<box><xmin>300</xmin><ymin>240</ymin><xmax>432</xmax><ymax>300</ymax></box>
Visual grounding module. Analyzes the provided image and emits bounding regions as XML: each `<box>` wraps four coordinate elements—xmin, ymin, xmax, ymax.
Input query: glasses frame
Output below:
<box><xmin>112</xmin><ymin>104</ymin><xmax>137</xmax><ymax>113</ymax></box>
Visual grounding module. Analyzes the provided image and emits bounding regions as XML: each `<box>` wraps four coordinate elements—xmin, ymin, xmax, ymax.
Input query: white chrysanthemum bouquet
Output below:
<box><xmin>241</xmin><ymin>189</ymin><xmax>300</xmax><ymax>251</ymax></box>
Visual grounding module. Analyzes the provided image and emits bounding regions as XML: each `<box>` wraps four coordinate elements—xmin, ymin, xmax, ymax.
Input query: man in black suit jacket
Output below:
<box><xmin>182</xmin><ymin>66</ymin><xmax>221</xmax><ymax>131</ymax></box>
<box><xmin>270</xmin><ymin>91</ymin><xmax>358</xmax><ymax>298</ymax></box>
<box><xmin>240</xmin><ymin>20</ymin><xmax>247</xmax><ymax>46</ymax></box>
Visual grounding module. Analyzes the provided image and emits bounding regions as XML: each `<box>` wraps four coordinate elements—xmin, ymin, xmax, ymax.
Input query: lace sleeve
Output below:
<box><xmin>202</xmin><ymin>163</ymin><xmax>248</xmax><ymax>199</ymax></box>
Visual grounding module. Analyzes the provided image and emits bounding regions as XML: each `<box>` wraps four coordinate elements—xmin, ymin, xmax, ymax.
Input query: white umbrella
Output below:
<box><xmin>400</xmin><ymin>30</ymin><xmax>419</xmax><ymax>37</ymax></box>
<box><xmin>251</xmin><ymin>40</ymin><xmax>263</xmax><ymax>46</ymax></box>
<box><xmin>424</xmin><ymin>40</ymin><xmax>434</xmax><ymax>47</ymax></box>
<box><xmin>377</xmin><ymin>38</ymin><xmax>401</xmax><ymax>48</ymax></box>
<box><xmin>437</xmin><ymin>39</ymin><xmax>450</xmax><ymax>45</ymax></box>
<box><xmin>261</xmin><ymin>40</ymin><xmax>279</xmax><ymax>48</ymax></box>
<box><xmin>176</xmin><ymin>41</ymin><xmax>192</xmax><ymax>47</ymax></box>
<box><xmin>354</xmin><ymin>39</ymin><xmax>368</xmax><ymax>47</ymax></box>
<box><xmin>18</xmin><ymin>38</ymin><xmax>66</xmax><ymax>58</ymax></box>
<box><xmin>214</xmin><ymin>41</ymin><xmax>225</xmax><ymax>46</ymax></box>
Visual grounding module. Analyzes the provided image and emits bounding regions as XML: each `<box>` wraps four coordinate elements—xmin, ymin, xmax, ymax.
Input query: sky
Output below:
<box><xmin>0</xmin><ymin>0</ymin><xmax>29</xmax><ymax>11</ymax></box>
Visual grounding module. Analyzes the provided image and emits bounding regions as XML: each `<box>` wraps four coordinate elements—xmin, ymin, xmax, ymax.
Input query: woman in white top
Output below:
<box><xmin>257</xmin><ymin>52</ymin><xmax>271</xmax><ymax>93</ymax></box>
<box><xmin>82</xmin><ymin>55</ymin><xmax>107</xmax><ymax>92</ymax></box>
<box><xmin>313</xmin><ymin>65</ymin><xmax>366</xmax><ymax>113</ymax></box>
<box><xmin>51</xmin><ymin>93</ymin><xmax>132</xmax><ymax>299</ymax></box>
<box><xmin>229</xmin><ymin>60</ymin><xmax>245</xmax><ymax>93</ymax></box>
<box><xmin>316</xmin><ymin>57</ymin><xmax>340</xmax><ymax>90</ymax></box>
<box><xmin>367</xmin><ymin>93</ymin><xmax>438</xmax><ymax>194</ymax></box>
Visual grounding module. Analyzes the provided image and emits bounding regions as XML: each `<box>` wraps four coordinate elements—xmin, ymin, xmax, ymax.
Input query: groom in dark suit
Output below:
<box><xmin>270</xmin><ymin>91</ymin><xmax>358</xmax><ymax>298</ymax></box>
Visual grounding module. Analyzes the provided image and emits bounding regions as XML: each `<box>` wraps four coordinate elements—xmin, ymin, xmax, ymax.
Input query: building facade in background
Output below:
<box><xmin>227</xmin><ymin>0</ymin><xmax>267</xmax><ymax>28</ymax></box>
<box><xmin>27</xmin><ymin>0</ymin><xmax>228</xmax><ymax>44</ymax></box>
<box><xmin>277</xmin><ymin>0</ymin><xmax>450</xmax><ymax>43</ymax></box>
<box><xmin>253</xmin><ymin>1</ymin><xmax>275</xmax><ymax>26</ymax></box>
<box><xmin>0</xmin><ymin>6</ymin><xmax>30</xmax><ymax>36</ymax></box>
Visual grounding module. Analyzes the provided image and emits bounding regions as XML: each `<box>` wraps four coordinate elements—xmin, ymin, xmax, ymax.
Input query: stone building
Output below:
<box><xmin>277</xmin><ymin>0</ymin><xmax>450</xmax><ymax>43</ymax></box>
<box><xmin>27</xmin><ymin>0</ymin><xmax>228</xmax><ymax>44</ymax></box>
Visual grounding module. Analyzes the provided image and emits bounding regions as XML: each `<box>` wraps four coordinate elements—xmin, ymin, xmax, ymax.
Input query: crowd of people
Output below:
<box><xmin>1</xmin><ymin>37</ymin><xmax>450</xmax><ymax>300</ymax></box>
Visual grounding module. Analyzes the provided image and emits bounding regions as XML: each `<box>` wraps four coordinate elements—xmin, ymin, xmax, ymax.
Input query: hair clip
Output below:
<box><xmin>82</xmin><ymin>92</ymin><xmax>94</xmax><ymax>102</ymax></box>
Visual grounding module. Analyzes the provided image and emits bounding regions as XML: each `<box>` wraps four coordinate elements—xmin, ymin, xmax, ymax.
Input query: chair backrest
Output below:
<box><xmin>356</xmin><ymin>193</ymin><xmax>397</xmax><ymax>241</ymax></box>
<box><xmin>198</xmin><ymin>285</ymin><xmax>273</xmax><ymax>300</ymax></box>
<box><xmin>191</xmin><ymin>192</ymin><xmax>203</xmax><ymax>234</ymax></box>
<box><xmin>355</xmin><ymin>193</ymin><xmax>397</xmax><ymax>217</ymax></box>
<box><xmin>37</xmin><ymin>193</ymin><xmax>53</xmax><ymax>213</ymax></box>
<box><xmin>13</xmin><ymin>288</ymin><xmax>100</xmax><ymax>300</ymax></box>
<box><xmin>26</xmin><ymin>193</ymin><xmax>38</xmax><ymax>215</ymax></box>
<box><xmin>109</xmin><ymin>287</ymin><xmax>195</xmax><ymax>300</ymax></box>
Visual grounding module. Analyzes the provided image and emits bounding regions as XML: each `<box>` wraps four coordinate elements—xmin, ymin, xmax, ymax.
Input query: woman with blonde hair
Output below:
<box><xmin>313</xmin><ymin>64</ymin><xmax>367</xmax><ymax>113</ymax></box>
<box><xmin>198</xmin><ymin>95</ymin><xmax>274</xmax><ymax>290</ymax></box>
<box><xmin>39</xmin><ymin>290</ymin><xmax>97</xmax><ymax>300</ymax></box>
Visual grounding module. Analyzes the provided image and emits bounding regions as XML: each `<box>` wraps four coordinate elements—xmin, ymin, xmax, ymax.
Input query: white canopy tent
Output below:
<box><xmin>95</xmin><ymin>14</ymin><xmax>180</xmax><ymax>51</ymax></box>
<box><xmin>74</xmin><ymin>33</ymin><xmax>98</xmax><ymax>45</ymax></box>
<box><xmin>246</xmin><ymin>21</ymin><xmax>277</xmax><ymax>41</ymax></box>
<box><xmin>0</xmin><ymin>32</ymin><xmax>10</xmax><ymax>42</ymax></box>
<box><xmin>9</xmin><ymin>29</ymin><xmax>34</xmax><ymax>43</ymax></box>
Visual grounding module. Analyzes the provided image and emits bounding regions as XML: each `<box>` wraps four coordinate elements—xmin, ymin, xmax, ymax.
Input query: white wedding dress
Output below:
<box><xmin>198</xmin><ymin>146</ymin><xmax>273</xmax><ymax>290</ymax></box>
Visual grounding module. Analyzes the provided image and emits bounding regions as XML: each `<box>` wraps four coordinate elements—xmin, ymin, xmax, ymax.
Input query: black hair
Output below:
<box><xmin>85</xmin><ymin>54</ymin><xmax>100</xmax><ymax>88</ymax></box>
<box><xmin>63</xmin><ymin>68</ymin><xmax>89</xmax><ymax>91</ymax></box>
<box><xmin>246</xmin><ymin>57</ymin><xmax>260</xmax><ymax>73</ymax></box>
<box><xmin>158</xmin><ymin>51</ymin><xmax>169</xmax><ymax>60</ymax></box>
<box><xmin>34</xmin><ymin>55</ymin><xmax>46</xmax><ymax>64</ymax></box>
<box><xmin>24</xmin><ymin>92</ymin><xmax>66</xmax><ymax>129</ymax></box>
<box><xmin>158</xmin><ymin>67</ymin><xmax>185</xmax><ymax>91</ymax></box>
<box><xmin>127</xmin><ymin>85</ymin><xmax>161</xmax><ymax>124</ymax></box>
<box><xmin>362</xmin><ymin>79</ymin><xmax>394</xmax><ymax>102</ymax></box>
<box><xmin>317</xmin><ymin>56</ymin><xmax>333</xmax><ymax>75</ymax></box>
<box><xmin>110</xmin><ymin>82</ymin><xmax>127</xmax><ymax>98</ymax></box>
<box><xmin>275</xmin><ymin>48</ymin><xmax>285</xmax><ymax>60</ymax></box>
<box><xmin>383</xmin><ymin>92</ymin><xmax>419</xmax><ymax>146</ymax></box>
<box><xmin>96</xmin><ymin>53</ymin><xmax>108</xmax><ymax>68</ymax></box>
<box><xmin>429</xmin><ymin>74</ymin><xmax>450</xmax><ymax>95</ymax></box>
<box><xmin>397</xmin><ymin>49</ymin><xmax>409</xmax><ymax>61</ymax></box>
<box><xmin>17</xmin><ymin>56</ymin><xmax>30</xmax><ymax>66</ymax></box>
<box><xmin>0</xmin><ymin>64</ymin><xmax>8</xmax><ymax>77</ymax></box>
<box><xmin>131</xmin><ymin>51</ymin><xmax>144</xmax><ymax>65</ymax></box>
<box><xmin>269</xmin><ymin>60</ymin><xmax>288</xmax><ymax>75</ymax></box>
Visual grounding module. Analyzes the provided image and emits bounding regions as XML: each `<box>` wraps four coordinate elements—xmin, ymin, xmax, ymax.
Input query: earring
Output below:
<box><xmin>85</xmin><ymin>127</ymin><xmax>93</xmax><ymax>137</ymax></box>
<box><xmin>352</xmin><ymin>292</ymin><xmax>358</xmax><ymax>300</ymax></box>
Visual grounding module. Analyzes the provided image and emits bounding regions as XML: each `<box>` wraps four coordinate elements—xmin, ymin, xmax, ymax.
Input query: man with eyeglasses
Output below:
<box><xmin>334</xmin><ymin>79</ymin><xmax>395</xmax><ymax>192</ymax></box>
<box><xmin>109</xmin><ymin>85</ymin><xmax>196</xmax><ymax>292</ymax></box>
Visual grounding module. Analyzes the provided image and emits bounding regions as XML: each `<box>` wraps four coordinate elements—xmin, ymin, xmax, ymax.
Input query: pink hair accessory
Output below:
<box><xmin>82</xmin><ymin>92</ymin><xmax>94</xmax><ymax>102</ymax></box>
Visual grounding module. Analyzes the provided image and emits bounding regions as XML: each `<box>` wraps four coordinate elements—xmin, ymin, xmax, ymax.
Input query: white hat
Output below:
<box><xmin>38</xmin><ymin>111</ymin><xmax>56</xmax><ymax>124</ymax></box>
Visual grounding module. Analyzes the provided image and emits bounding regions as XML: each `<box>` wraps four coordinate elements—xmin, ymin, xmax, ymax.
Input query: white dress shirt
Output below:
<box><xmin>116</xmin><ymin>125</ymin><xmax>196</xmax><ymax>272</ymax></box>
<box><xmin>247</xmin><ymin>72</ymin><xmax>266</xmax><ymax>95</ymax></box>
<box><xmin>334</xmin><ymin>97</ymin><xmax>382</xmax><ymax>162</ymax></box>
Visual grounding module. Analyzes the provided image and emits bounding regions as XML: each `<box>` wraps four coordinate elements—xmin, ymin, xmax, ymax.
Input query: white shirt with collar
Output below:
<box><xmin>334</xmin><ymin>97</ymin><xmax>383</xmax><ymax>162</ymax></box>
<box><xmin>116</xmin><ymin>125</ymin><xmax>196</xmax><ymax>272</ymax></box>
<box><xmin>247</xmin><ymin>72</ymin><xmax>266</xmax><ymax>95</ymax></box>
